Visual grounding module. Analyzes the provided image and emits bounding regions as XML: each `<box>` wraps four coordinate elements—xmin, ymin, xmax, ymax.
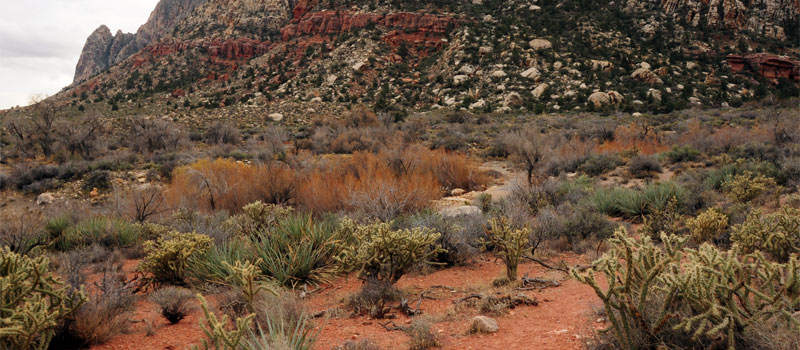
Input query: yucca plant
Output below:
<box><xmin>188</xmin><ymin>238</ymin><xmax>253</xmax><ymax>286</ymax></box>
<box><xmin>250</xmin><ymin>214</ymin><xmax>339</xmax><ymax>287</ymax></box>
<box><xmin>243</xmin><ymin>314</ymin><xmax>317</xmax><ymax>350</ymax></box>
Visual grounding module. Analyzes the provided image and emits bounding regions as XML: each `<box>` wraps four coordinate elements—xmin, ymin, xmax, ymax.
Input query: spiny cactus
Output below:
<box><xmin>686</xmin><ymin>207</ymin><xmax>728</xmax><ymax>244</ymax></box>
<box><xmin>573</xmin><ymin>228</ymin><xmax>800</xmax><ymax>350</ymax></box>
<box><xmin>336</xmin><ymin>218</ymin><xmax>443</xmax><ymax>285</ymax></box>
<box><xmin>226</xmin><ymin>201</ymin><xmax>294</xmax><ymax>237</ymax></box>
<box><xmin>722</xmin><ymin>171</ymin><xmax>777</xmax><ymax>203</ymax></box>
<box><xmin>138</xmin><ymin>231</ymin><xmax>213</xmax><ymax>286</ymax></box>
<box><xmin>223</xmin><ymin>258</ymin><xmax>277</xmax><ymax>306</ymax></box>
<box><xmin>0</xmin><ymin>247</ymin><xmax>87</xmax><ymax>350</ymax></box>
<box><xmin>194</xmin><ymin>294</ymin><xmax>254</xmax><ymax>350</ymax></box>
<box><xmin>731</xmin><ymin>208</ymin><xmax>800</xmax><ymax>263</ymax></box>
<box><xmin>639</xmin><ymin>197</ymin><xmax>683</xmax><ymax>240</ymax></box>
<box><xmin>483</xmin><ymin>217</ymin><xmax>530</xmax><ymax>281</ymax></box>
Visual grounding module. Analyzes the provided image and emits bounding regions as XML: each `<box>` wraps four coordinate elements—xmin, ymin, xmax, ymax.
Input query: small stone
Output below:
<box><xmin>268</xmin><ymin>113</ymin><xmax>284</xmax><ymax>122</ymax></box>
<box><xmin>36</xmin><ymin>193</ymin><xmax>55</xmax><ymax>205</ymax></box>
<box><xmin>471</xmin><ymin>316</ymin><xmax>499</xmax><ymax>333</ymax></box>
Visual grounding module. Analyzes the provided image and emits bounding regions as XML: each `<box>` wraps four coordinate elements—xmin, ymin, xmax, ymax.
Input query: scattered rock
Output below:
<box><xmin>503</xmin><ymin>92</ymin><xmax>523</xmax><ymax>107</ymax></box>
<box><xmin>479</xmin><ymin>46</ymin><xmax>492</xmax><ymax>55</ymax></box>
<box><xmin>631</xmin><ymin>67</ymin><xmax>663</xmax><ymax>85</ymax></box>
<box><xmin>453</xmin><ymin>75</ymin><xmax>469</xmax><ymax>84</ymax></box>
<box><xmin>310</xmin><ymin>97</ymin><xmax>323</xmax><ymax>103</ymax></box>
<box><xmin>520</xmin><ymin>67</ymin><xmax>540</xmax><ymax>80</ymax></box>
<box><xmin>491</xmin><ymin>70</ymin><xmax>507</xmax><ymax>78</ymax></box>
<box><xmin>532</xmin><ymin>83</ymin><xmax>549</xmax><ymax>99</ymax></box>
<box><xmin>268</xmin><ymin>113</ymin><xmax>284</xmax><ymax>122</ymax></box>
<box><xmin>36</xmin><ymin>193</ymin><xmax>55</xmax><ymax>206</ymax></box>
<box><xmin>471</xmin><ymin>316</ymin><xmax>499</xmax><ymax>333</ymax></box>
<box><xmin>450</xmin><ymin>188</ymin><xmax>466</xmax><ymax>196</ymax></box>
<box><xmin>459</xmin><ymin>65</ymin><xmax>477</xmax><ymax>75</ymax></box>
<box><xmin>590</xmin><ymin>60</ymin><xmax>613</xmax><ymax>71</ymax></box>
<box><xmin>469</xmin><ymin>100</ymin><xmax>486</xmax><ymax>110</ymax></box>
<box><xmin>529</xmin><ymin>38</ymin><xmax>552</xmax><ymax>50</ymax></box>
<box><xmin>89</xmin><ymin>188</ymin><xmax>100</xmax><ymax>198</ymax></box>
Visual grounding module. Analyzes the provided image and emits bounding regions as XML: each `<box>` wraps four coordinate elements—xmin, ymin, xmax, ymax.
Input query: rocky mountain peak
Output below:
<box><xmin>73</xmin><ymin>0</ymin><xmax>208</xmax><ymax>84</ymax></box>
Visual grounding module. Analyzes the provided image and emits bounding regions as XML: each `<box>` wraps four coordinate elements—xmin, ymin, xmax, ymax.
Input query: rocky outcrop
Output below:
<box><xmin>73</xmin><ymin>0</ymin><xmax>207</xmax><ymax>83</ymax></box>
<box><xmin>727</xmin><ymin>53</ymin><xmax>800</xmax><ymax>81</ymax></box>
<box><xmin>588</xmin><ymin>91</ymin><xmax>625</xmax><ymax>107</ymax></box>
<box><xmin>632</xmin><ymin>67</ymin><xmax>664</xmax><ymax>85</ymax></box>
<box><xmin>630</xmin><ymin>0</ymin><xmax>799</xmax><ymax>40</ymax></box>
<box><xmin>281</xmin><ymin>11</ymin><xmax>458</xmax><ymax>44</ymax></box>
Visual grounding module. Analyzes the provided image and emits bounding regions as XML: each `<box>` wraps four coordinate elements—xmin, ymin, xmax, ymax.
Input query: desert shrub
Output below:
<box><xmin>113</xmin><ymin>184</ymin><xmax>168</xmax><ymax>222</ymax></box>
<box><xmin>578</xmin><ymin>154</ymin><xmax>621</xmax><ymax>176</ymax></box>
<box><xmin>416</xmin><ymin>148</ymin><xmax>489</xmax><ymax>191</ymax></box>
<box><xmin>573</xmin><ymin>228</ymin><xmax>800</xmax><ymax>350</ymax></box>
<box><xmin>722</xmin><ymin>171</ymin><xmax>778</xmax><ymax>203</ymax></box>
<box><xmin>686</xmin><ymin>208</ymin><xmax>728</xmax><ymax>244</ymax></box>
<box><xmin>406</xmin><ymin>317</ymin><xmax>440</xmax><ymax>350</ymax></box>
<box><xmin>205</xmin><ymin>122</ymin><xmax>242</xmax><ymax>145</ymax></box>
<box><xmin>195</xmin><ymin>294</ymin><xmax>255</xmax><ymax>350</ymax></box>
<box><xmin>731</xmin><ymin>208</ymin><xmax>800</xmax><ymax>263</ymax></box>
<box><xmin>483</xmin><ymin>217</ymin><xmax>530</xmax><ymax>281</ymax></box>
<box><xmin>0</xmin><ymin>173</ymin><xmax>9</xmax><ymax>190</ymax></box>
<box><xmin>250</xmin><ymin>214</ymin><xmax>339</xmax><ymax>287</ymax></box>
<box><xmin>628</xmin><ymin>155</ymin><xmax>662</xmax><ymax>178</ymax></box>
<box><xmin>639</xmin><ymin>198</ymin><xmax>683</xmax><ymax>240</ymax></box>
<box><xmin>593</xmin><ymin>182</ymin><xmax>686</xmax><ymax>220</ymax></box>
<box><xmin>127</xmin><ymin>117</ymin><xmax>186</xmax><ymax>153</ymax></box>
<box><xmin>663</xmin><ymin>144</ymin><xmax>700</xmax><ymax>163</ymax></box>
<box><xmin>83</xmin><ymin>169</ymin><xmax>111</xmax><ymax>191</ymax></box>
<box><xmin>68</xmin><ymin>268</ymin><xmax>136</xmax><ymax>346</ymax></box>
<box><xmin>167</xmin><ymin>158</ymin><xmax>296</xmax><ymax>213</ymax></box>
<box><xmin>53</xmin><ymin>216</ymin><xmax>141</xmax><ymax>252</ymax></box>
<box><xmin>336</xmin><ymin>218</ymin><xmax>443</xmax><ymax>285</ymax></box>
<box><xmin>138</xmin><ymin>231</ymin><xmax>213</xmax><ymax>286</ymax></box>
<box><xmin>150</xmin><ymin>286</ymin><xmax>195</xmax><ymax>324</ymax></box>
<box><xmin>242</xmin><ymin>313</ymin><xmax>317</xmax><ymax>350</ymax></box>
<box><xmin>399</xmin><ymin>210</ymin><xmax>486</xmax><ymax>266</ymax></box>
<box><xmin>732</xmin><ymin>142</ymin><xmax>781</xmax><ymax>163</ymax></box>
<box><xmin>781</xmin><ymin>157</ymin><xmax>800</xmax><ymax>185</ymax></box>
<box><xmin>1</xmin><ymin>214</ymin><xmax>48</xmax><ymax>255</ymax></box>
<box><xmin>348</xmin><ymin>277</ymin><xmax>401</xmax><ymax>318</ymax></box>
<box><xmin>0</xmin><ymin>247</ymin><xmax>87</xmax><ymax>350</ymax></box>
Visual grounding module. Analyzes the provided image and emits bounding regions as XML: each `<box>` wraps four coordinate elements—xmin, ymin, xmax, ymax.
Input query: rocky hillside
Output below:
<box><xmin>57</xmin><ymin>0</ymin><xmax>799</xmax><ymax>127</ymax></box>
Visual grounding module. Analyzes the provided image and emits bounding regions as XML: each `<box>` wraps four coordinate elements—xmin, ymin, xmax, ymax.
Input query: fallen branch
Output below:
<box><xmin>520</xmin><ymin>273</ymin><xmax>561</xmax><ymax>289</ymax></box>
<box><xmin>454</xmin><ymin>293</ymin><xmax>484</xmax><ymax>304</ymax></box>
<box><xmin>522</xmin><ymin>255</ymin><xmax>569</xmax><ymax>273</ymax></box>
<box><xmin>380</xmin><ymin>321</ymin><xmax>406</xmax><ymax>332</ymax></box>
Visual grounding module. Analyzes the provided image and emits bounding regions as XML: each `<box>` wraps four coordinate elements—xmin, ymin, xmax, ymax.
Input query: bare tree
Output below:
<box><xmin>127</xmin><ymin>117</ymin><xmax>187</xmax><ymax>153</ymax></box>
<box><xmin>55</xmin><ymin>115</ymin><xmax>108</xmax><ymax>160</ymax></box>
<box><xmin>3</xmin><ymin>98</ymin><xmax>64</xmax><ymax>158</ymax></box>
<box><xmin>114</xmin><ymin>185</ymin><xmax>169</xmax><ymax>222</ymax></box>
<box><xmin>504</xmin><ymin>126</ymin><xmax>556</xmax><ymax>184</ymax></box>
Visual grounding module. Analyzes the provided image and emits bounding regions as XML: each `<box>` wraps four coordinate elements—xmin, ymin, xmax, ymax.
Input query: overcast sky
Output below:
<box><xmin>0</xmin><ymin>1</ymin><xmax>160</xmax><ymax>109</ymax></box>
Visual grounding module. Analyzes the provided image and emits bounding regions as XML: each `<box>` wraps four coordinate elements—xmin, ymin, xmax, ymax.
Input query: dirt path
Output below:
<box><xmin>308</xmin><ymin>253</ymin><xmax>603</xmax><ymax>350</ymax></box>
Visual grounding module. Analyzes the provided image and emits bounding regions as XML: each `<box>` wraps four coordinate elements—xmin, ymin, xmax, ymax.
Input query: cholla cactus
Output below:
<box><xmin>225</xmin><ymin>201</ymin><xmax>294</xmax><ymax>237</ymax></box>
<box><xmin>223</xmin><ymin>258</ymin><xmax>276</xmax><ymax>305</ymax></box>
<box><xmin>194</xmin><ymin>294</ymin><xmax>254</xmax><ymax>350</ymax></box>
<box><xmin>731</xmin><ymin>208</ymin><xmax>800</xmax><ymax>262</ymax></box>
<box><xmin>639</xmin><ymin>197</ymin><xmax>683</xmax><ymax>240</ymax></box>
<box><xmin>722</xmin><ymin>171</ymin><xmax>777</xmax><ymax>203</ymax></box>
<box><xmin>483</xmin><ymin>216</ymin><xmax>530</xmax><ymax>281</ymax></box>
<box><xmin>336</xmin><ymin>218</ymin><xmax>443</xmax><ymax>284</ymax></box>
<box><xmin>0</xmin><ymin>247</ymin><xmax>87</xmax><ymax>350</ymax></box>
<box><xmin>686</xmin><ymin>207</ymin><xmax>728</xmax><ymax>244</ymax></box>
<box><xmin>572</xmin><ymin>228</ymin><xmax>686</xmax><ymax>350</ymax></box>
<box><xmin>573</xmin><ymin>228</ymin><xmax>800</xmax><ymax>350</ymax></box>
<box><xmin>138</xmin><ymin>231</ymin><xmax>213</xmax><ymax>285</ymax></box>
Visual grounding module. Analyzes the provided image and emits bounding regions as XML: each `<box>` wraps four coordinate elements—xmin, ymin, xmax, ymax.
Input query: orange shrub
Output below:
<box><xmin>417</xmin><ymin>147</ymin><xmax>489</xmax><ymax>192</ymax></box>
<box><xmin>165</xmin><ymin>158</ymin><xmax>295</xmax><ymax>213</ymax></box>
<box><xmin>596</xmin><ymin>123</ymin><xmax>667</xmax><ymax>155</ymax></box>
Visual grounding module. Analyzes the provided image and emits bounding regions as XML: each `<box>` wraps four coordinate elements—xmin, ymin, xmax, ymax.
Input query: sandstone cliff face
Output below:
<box><xmin>630</xmin><ymin>0</ymin><xmax>799</xmax><ymax>40</ymax></box>
<box><xmin>73</xmin><ymin>0</ymin><xmax>207</xmax><ymax>83</ymax></box>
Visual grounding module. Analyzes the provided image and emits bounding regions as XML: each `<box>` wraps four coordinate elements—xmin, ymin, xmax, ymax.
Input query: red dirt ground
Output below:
<box><xmin>87</xmin><ymin>254</ymin><xmax>603</xmax><ymax>350</ymax></box>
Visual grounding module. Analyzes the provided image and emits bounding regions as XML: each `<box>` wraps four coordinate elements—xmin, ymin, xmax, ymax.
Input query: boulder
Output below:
<box><xmin>469</xmin><ymin>100</ymin><xmax>486</xmax><ymax>110</ymax></box>
<box><xmin>310</xmin><ymin>97</ymin><xmax>323</xmax><ymax>103</ymax></box>
<box><xmin>520</xmin><ymin>67</ymin><xmax>540</xmax><ymax>80</ymax></box>
<box><xmin>450</xmin><ymin>188</ymin><xmax>466</xmax><ymax>196</ymax></box>
<box><xmin>647</xmin><ymin>88</ymin><xmax>662</xmax><ymax>103</ymax></box>
<box><xmin>503</xmin><ymin>92</ymin><xmax>524</xmax><ymax>107</ymax></box>
<box><xmin>631</xmin><ymin>68</ymin><xmax>663</xmax><ymax>85</ymax></box>
<box><xmin>441</xmin><ymin>205</ymin><xmax>482</xmax><ymax>217</ymax></box>
<box><xmin>453</xmin><ymin>75</ymin><xmax>469</xmax><ymax>84</ymax></box>
<box><xmin>607</xmin><ymin>91</ymin><xmax>624</xmax><ymax>104</ymax></box>
<box><xmin>36</xmin><ymin>193</ymin><xmax>55</xmax><ymax>206</ymax></box>
<box><xmin>590</xmin><ymin>60</ymin><xmax>613</xmax><ymax>71</ymax></box>
<box><xmin>268</xmin><ymin>113</ymin><xmax>284</xmax><ymax>122</ymax></box>
<box><xmin>479</xmin><ymin>46</ymin><xmax>492</xmax><ymax>55</ymax></box>
<box><xmin>588</xmin><ymin>92</ymin><xmax>611</xmax><ymax>107</ymax></box>
<box><xmin>491</xmin><ymin>70</ymin><xmax>507</xmax><ymax>78</ymax></box>
<box><xmin>532</xmin><ymin>83</ymin><xmax>549</xmax><ymax>99</ymax></box>
<box><xmin>471</xmin><ymin>316</ymin><xmax>499</xmax><ymax>333</ymax></box>
<box><xmin>529</xmin><ymin>38</ymin><xmax>552</xmax><ymax>50</ymax></box>
<box><xmin>459</xmin><ymin>65</ymin><xmax>477</xmax><ymax>75</ymax></box>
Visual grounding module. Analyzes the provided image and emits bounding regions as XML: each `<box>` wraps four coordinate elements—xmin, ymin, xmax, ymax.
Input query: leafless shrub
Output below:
<box><xmin>2</xmin><ymin>98</ymin><xmax>63</xmax><ymax>157</ymax></box>
<box><xmin>54</xmin><ymin>114</ymin><xmax>108</xmax><ymax>160</ymax></box>
<box><xmin>204</xmin><ymin>122</ymin><xmax>242</xmax><ymax>145</ymax></box>
<box><xmin>504</xmin><ymin>126</ymin><xmax>558</xmax><ymax>184</ymax></box>
<box><xmin>113</xmin><ymin>184</ymin><xmax>168</xmax><ymax>222</ymax></box>
<box><xmin>149</xmin><ymin>286</ymin><xmax>195</xmax><ymax>324</ymax></box>
<box><xmin>126</xmin><ymin>117</ymin><xmax>187</xmax><ymax>153</ymax></box>
<box><xmin>68</xmin><ymin>266</ymin><xmax>136</xmax><ymax>346</ymax></box>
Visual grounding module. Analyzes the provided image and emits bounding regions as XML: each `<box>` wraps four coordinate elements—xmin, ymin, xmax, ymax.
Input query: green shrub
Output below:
<box><xmin>722</xmin><ymin>171</ymin><xmax>778</xmax><ymax>203</ymax></box>
<box><xmin>578</xmin><ymin>154</ymin><xmax>621</xmax><ymax>176</ymax></box>
<box><xmin>336</xmin><ymin>218</ymin><xmax>443</xmax><ymax>285</ymax></box>
<box><xmin>0</xmin><ymin>247</ymin><xmax>87</xmax><ymax>350</ymax></box>
<box><xmin>53</xmin><ymin>217</ymin><xmax>140</xmax><ymax>251</ymax></box>
<box><xmin>593</xmin><ymin>182</ymin><xmax>686</xmax><ymax>219</ymax></box>
<box><xmin>138</xmin><ymin>231</ymin><xmax>213</xmax><ymax>286</ymax></box>
<box><xmin>573</xmin><ymin>228</ymin><xmax>800</xmax><ymax>350</ymax></box>
<box><xmin>250</xmin><ymin>214</ymin><xmax>339</xmax><ymax>287</ymax></box>
<box><xmin>686</xmin><ymin>208</ymin><xmax>728</xmax><ymax>244</ymax></box>
<box><xmin>664</xmin><ymin>145</ymin><xmax>700</xmax><ymax>163</ymax></box>
<box><xmin>731</xmin><ymin>208</ymin><xmax>800</xmax><ymax>263</ymax></box>
<box><xmin>628</xmin><ymin>155</ymin><xmax>662</xmax><ymax>178</ymax></box>
<box><xmin>483</xmin><ymin>217</ymin><xmax>530</xmax><ymax>281</ymax></box>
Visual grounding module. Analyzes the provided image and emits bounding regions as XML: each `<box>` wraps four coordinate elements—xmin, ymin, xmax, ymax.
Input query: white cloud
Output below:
<box><xmin>0</xmin><ymin>0</ymin><xmax>160</xmax><ymax>109</ymax></box>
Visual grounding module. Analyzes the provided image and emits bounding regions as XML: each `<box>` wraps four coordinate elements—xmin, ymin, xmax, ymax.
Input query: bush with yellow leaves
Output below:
<box><xmin>0</xmin><ymin>247</ymin><xmax>87</xmax><ymax>350</ymax></box>
<box><xmin>731</xmin><ymin>208</ymin><xmax>800</xmax><ymax>263</ymax></box>
<box><xmin>336</xmin><ymin>218</ymin><xmax>443</xmax><ymax>285</ymax></box>
<box><xmin>722</xmin><ymin>171</ymin><xmax>777</xmax><ymax>203</ymax></box>
<box><xmin>138</xmin><ymin>231</ymin><xmax>213</xmax><ymax>286</ymax></box>
<box><xmin>686</xmin><ymin>207</ymin><xmax>728</xmax><ymax>244</ymax></box>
